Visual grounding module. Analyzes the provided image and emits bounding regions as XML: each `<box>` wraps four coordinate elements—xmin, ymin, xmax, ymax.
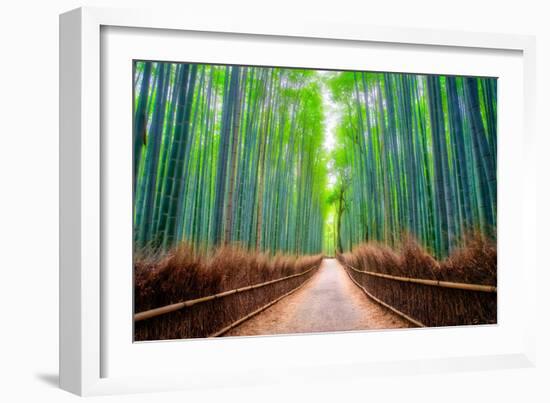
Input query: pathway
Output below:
<box><xmin>224</xmin><ymin>258</ymin><xmax>412</xmax><ymax>336</ymax></box>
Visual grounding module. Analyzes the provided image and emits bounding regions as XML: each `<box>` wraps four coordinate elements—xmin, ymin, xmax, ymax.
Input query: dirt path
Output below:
<box><xmin>224</xmin><ymin>258</ymin><xmax>412</xmax><ymax>337</ymax></box>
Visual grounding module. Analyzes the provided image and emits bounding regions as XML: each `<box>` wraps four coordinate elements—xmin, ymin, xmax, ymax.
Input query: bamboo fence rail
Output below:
<box><xmin>343</xmin><ymin>267</ymin><xmax>426</xmax><ymax>327</ymax></box>
<box><xmin>345</xmin><ymin>264</ymin><xmax>497</xmax><ymax>293</ymax></box>
<box><xmin>208</xmin><ymin>274</ymin><xmax>316</xmax><ymax>337</ymax></box>
<box><xmin>134</xmin><ymin>265</ymin><xmax>319</xmax><ymax>322</ymax></box>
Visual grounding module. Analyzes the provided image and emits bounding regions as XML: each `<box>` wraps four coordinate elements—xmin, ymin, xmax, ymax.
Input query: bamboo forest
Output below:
<box><xmin>133</xmin><ymin>61</ymin><xmax>496</xmax><ymax>257</ymax></box>
<box><xmin>133</xmin><ymin>60</ymin><xmax>497</xmax><ymax>339</ymax></box>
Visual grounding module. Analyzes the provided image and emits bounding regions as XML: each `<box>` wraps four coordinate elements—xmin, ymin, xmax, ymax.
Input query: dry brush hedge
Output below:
<box><xmin>134</xmin><ymin>244</ymin><xmax>322</xmax><ymax>340</ymax></box>
<box><xmin>337</xmin><ymin>235</ymin><xmax>496</xmax><ymax>327</ymax></box>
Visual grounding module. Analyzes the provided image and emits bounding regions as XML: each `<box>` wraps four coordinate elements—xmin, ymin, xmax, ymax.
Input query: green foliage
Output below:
<box><xmin>133</xmin><ymin>62</ymin><xmax>328</xmax><ymax>255</ymax></box>
<box><xmin>133</xmin><ymin>61</ymin><xmax>497</xmax><ymax>260</ymax></box>
<box><xmin>327</xmin><ymin>72</ymin><xmax>497</xmax><ymax>258</ymax></box>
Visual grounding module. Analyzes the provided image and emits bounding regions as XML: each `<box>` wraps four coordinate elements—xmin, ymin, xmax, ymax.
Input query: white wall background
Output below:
<box><xmin>0</xmin><ymin>0</ymin><xmax>548</xmax><ymax>401</ymax></box>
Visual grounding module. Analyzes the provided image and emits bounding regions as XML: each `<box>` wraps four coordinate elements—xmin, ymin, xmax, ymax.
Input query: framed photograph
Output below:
<box><xmin>60</xmin><ymin>6</ymin><xmax>536</xmax><ymax>396</ymax></box>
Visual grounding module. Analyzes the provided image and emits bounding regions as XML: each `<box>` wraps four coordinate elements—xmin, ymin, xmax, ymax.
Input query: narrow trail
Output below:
<box><xmin>224</xmin><ymin>258</ymin><xmax>413</xmax><ymax>337</ymax></box>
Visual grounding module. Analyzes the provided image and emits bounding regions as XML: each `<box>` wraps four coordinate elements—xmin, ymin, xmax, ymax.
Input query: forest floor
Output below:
<box><xmin>224</xmin><ymin>258</ymin><xmax>413</xmax><ymax>337</ymax></box>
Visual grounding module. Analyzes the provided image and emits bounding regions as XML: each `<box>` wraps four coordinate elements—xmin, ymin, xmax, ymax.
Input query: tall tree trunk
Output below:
<box><xmin>426</xmin><ymin>75</ymin><xmax>450</xmax><ymax>257</ymax></box>
<box><xmin>224</xmin><ymin>67</ymin><xmax>246</xmax><ymax>244</ymax></box>
<box><xmin>212</xmin><ymin>66</ymin><xmax>240</xmax><ymax>245</ymax></box>
<box><xmin>137</xmin><ymin>63</ymin><xmax>169</xmax><ymax>248</ymax></box>
<box><xmin>133</xmin><ymin>62</ymin><xmax>152</xmax><ymax>200</ymax></box>
<box><xmin>464</xmin><ymin>77</ymin><xmax>496</xmax><ymax>232</ymax></box>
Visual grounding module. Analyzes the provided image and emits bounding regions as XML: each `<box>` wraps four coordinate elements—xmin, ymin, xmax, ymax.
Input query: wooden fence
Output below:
<box><xmin>343</xmin><ymin>263</ymin><xmax>496</xmax><ymax>328</ymax></box>
<box><xmin>134</xmin><ymin>265</ymin><xmax>318</xmax><ymax>323</ymax></box>
<box><xmin>345</xmin><ymin>264</ymin><xmax>496</xmax><ymax>293</ymax></box>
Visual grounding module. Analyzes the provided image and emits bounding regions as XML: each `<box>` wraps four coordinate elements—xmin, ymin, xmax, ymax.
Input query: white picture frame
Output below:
<box><xmin>59</xmin><ymin>6</ymin><xmax>537</xmax><ymax>396</ymax></box>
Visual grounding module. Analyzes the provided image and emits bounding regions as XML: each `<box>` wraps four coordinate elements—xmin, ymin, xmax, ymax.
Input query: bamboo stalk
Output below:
<box><xmin>209</xmin><ymin>273</ymin><xmax>315</xmax><ymax>337</ymax></box>
<box><xmin>345</xmin><ymin>264</ymin><xmax>496</xmax><ymax>293</ymax></box>
<box><xmin>344</xmin><ymin>267</ymin><xmax>425</xmax><ymax>328</ymax></box>
<box><xmin>134</xmin><ymin>265</ymin><xmax>318</xmax><ymax>322</ymax></box>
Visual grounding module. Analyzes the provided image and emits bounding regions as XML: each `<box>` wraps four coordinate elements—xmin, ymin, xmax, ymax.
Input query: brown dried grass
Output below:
<box><xmin>337</xmin><ymin>233</ymin><xmax>497</xmax><ymax>327</ymax></box>
<box><xmin>134</xmin><ymin>244</ymin><xmax>322</xmax><ymax>340</ymax></box>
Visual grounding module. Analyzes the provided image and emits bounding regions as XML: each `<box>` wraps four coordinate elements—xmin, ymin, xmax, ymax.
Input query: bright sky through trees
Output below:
<box><xmin>318</xmin><ymin>70</ymin><xmax>338</xmax><ymax>255</ymax></box>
